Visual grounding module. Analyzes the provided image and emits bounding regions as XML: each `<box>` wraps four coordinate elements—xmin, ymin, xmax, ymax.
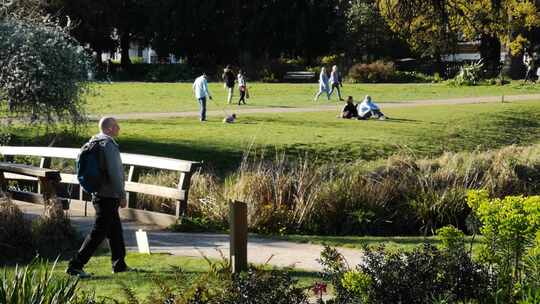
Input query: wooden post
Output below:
<box><xmin>0</xmin><ymin>171</ymin><xmax>7</xmax><ymax>192</ymax></box>
<box><xmin>37</xmin><ymin>157</ymin><xmax>51</xmax><ymax>194</ymax></box>
<box><xmin>229</xmin><ymin>200</ymin><xmax>248</xmax><ymax>273</ymax></box>
<box><xmin>175</xmin><ymin>172</ymin><xmax>193</xmax><ymax>217</ymax></box>
<box><xmin>126</xmin><ymin>165</ymin><xmax>140</xmax><ymax>209</ymax></box>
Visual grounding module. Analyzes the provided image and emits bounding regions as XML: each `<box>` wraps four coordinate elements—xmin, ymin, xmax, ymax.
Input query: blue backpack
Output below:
<box><xmin>76</xmin><ymin>139</ymin><xmax>106</xmax><ymax>194</ymax></box>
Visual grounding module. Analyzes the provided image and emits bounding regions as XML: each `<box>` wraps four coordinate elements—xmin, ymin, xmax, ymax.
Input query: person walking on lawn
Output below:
<box><xmin>66</xmin><ymin>117</ymin><xmax>129</xmax><ymax>278</ymax></box>
<box><xmin>237</xmin><ymin>69</ymin><xmax>248</xmax><ymax>105</ymax></box>
<box><xmin>328</xmin><ymin>65</ymin><xmax>344</xmax><ymax>101</ymax></box>
<box><xmin>222</xmin><ymin>65</ymin><xmax>236</xmax><ymax>104</ymax></box>
<box><xmin>314</xmin><ymin>67</ymin><xmax>330</xmax><ymax>101</ymax></box>
<box><xmin>193</xmin><ymin>73</ymin><xmax>212</xmax><ymax>122</ymax></box>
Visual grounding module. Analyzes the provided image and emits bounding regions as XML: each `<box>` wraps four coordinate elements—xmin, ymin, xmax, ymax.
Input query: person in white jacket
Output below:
<box><xmin>192</xmin><ymin>73</ymin><xmax>212</xmax><ymax>121</ymax></box>
<box><xmin>357</xmin><ymin>95</ymin><xmax>386</xmax><ymax>120</ymax></box>
<box><xmin>313</xmin><ymin>67</ymin><xmax>330</xmax><ymax>101</ymax></box>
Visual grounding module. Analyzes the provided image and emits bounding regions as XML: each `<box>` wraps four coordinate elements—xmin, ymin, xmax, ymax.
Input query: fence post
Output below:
<box><xmin>126</xmin><ymin>165</ymin><xmax>140</xmax><ymax>208</ymax></box>
<box><xmin>229</xmin><ymin>200</ymin><xmax>248</xmax><ymax>273</ymax></box>
<box><xmin>175</xmin><ymin>172</ymin><xmax>193</xmax><ymax>217</ymax></box>
<box><xmin>0</xmin><ymin>171</ymin><xmax>7</xmax><ymax>192</ymax></box>
<box><xmin>37</xmin><ymin>157</ymin><xmax>51</xmax><ymax>195</ymax></box>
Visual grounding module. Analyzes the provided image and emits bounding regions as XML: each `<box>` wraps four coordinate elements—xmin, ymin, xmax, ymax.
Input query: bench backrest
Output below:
<box><xmin>0</xmin><ymin>146</ymin><xmax>202</xmax><ymax>216</ymax></box>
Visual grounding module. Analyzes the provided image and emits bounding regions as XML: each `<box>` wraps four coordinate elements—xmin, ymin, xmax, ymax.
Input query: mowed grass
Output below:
<box><xmin>109</xmin><ymin>100</ymin><xmax>540</xmax><ymax>171</ymax></box>
<box><xmin>1</xmin><ymin>253</ymin><xmax>319</xmax><ymax>301</ymax></box>
<box><xmin>276</xmin><ymin>235</ymin><xmax>483</xmax><ymax>252</ymax></box>
<box><xmin>11</xmin><ymin>100</ymin><xmax>540</xmax><ymax>172</ymax></box>
<box><xmin>85</xmin><ymin>81</ymin><xmax>540</xmax><ymax>114</ymax></box>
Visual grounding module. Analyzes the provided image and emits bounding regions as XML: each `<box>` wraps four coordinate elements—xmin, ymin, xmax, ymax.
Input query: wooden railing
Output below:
<box><xmin>0</xmin><ymin>146</ymin><xmax>202</xmax><ymax>226</ymax></box>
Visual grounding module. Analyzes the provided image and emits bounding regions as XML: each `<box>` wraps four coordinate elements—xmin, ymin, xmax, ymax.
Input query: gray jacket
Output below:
<box><xmin>90</xmin><ymin>133</ymin><xmax>126</xmax><ymax>200</ymax></box>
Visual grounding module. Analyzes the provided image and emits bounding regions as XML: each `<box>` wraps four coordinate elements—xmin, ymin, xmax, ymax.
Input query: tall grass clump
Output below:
<box><xmin>0</xmin><ymin>194</ymin><xmax>34</xmax><ymax>263</ymax></box>
<box><xmin>181</xmin><ymin>144</ymin><xmax>540</xmax><ymax>236</ymax></box>
<box><xmin>0</xmin><ymin>260</ymin><xmax>79</xmax><ymax>304</ymax></box>
<box><xmin>0</xmin><ymin>191</ymin><xmax>80</xmax><ymax>264</ymax></box>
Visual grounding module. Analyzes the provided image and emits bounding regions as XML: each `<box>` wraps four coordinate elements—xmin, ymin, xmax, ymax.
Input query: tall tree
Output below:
<box><xmin>377</xmin><ymin>0</ymin><xmax>540</xmax><ymax>77</ymax></box>
<box><xmin>344</xmin><ymin>0</ymin><xmax>410</xmax><ymax>63</ymax></box>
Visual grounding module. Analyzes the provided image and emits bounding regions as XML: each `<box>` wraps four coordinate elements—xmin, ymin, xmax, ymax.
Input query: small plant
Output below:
<box><xmin>0</xmin><ymin>259</ymin><xmax>79</xmax><ymax>304</ymax></box>
<box><xmin>449</xmin><ymin>60</ymin><xmax>484</xmax><ymax>86</ymax></box>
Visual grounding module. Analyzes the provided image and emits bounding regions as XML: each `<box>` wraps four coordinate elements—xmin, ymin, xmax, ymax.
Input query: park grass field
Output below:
<box><xmin>11</xmin><ymin>100</ymin><xmax>540</xmax><ymax>172</ymax></box>
<box><xmin>2</xmin><ymin>253</ymin><xmax>319</xmax><ymax>301</ymax></box>
<box><xmin>276</xmin><ymin>235</ymin><xmax>483</xmax><ymax>252</ymax></box>
<box><xmin>86</xmin><ymin>81</ymin><xmax>540</xmax><ymax>114</ymax></box>
<box><xmin>104</xmin><ymin>100</ymin><xmax>540</xmax><ymax>171</ymax></box>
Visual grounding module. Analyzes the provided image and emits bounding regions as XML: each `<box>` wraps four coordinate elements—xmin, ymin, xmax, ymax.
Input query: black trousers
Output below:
<box><xmin>238</xmin><ymin>89</ymin><xmax>246</xmax><ymax>104</ymax></box>
<box><xmin>69</xmin><ymin>196</ymin><xmax>127</xmax><ymax>271</ymax></box>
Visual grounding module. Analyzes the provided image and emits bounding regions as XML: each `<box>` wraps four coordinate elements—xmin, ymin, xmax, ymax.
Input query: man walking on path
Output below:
<box><xmin>193</xmin><ymin>73</ymin><xmax>212</xmax><ymax>121</ymax></box>
<box><xmin>67</xmin><ymin>117</ymin><xmax>129</xmax><ymax>278</ymax></box>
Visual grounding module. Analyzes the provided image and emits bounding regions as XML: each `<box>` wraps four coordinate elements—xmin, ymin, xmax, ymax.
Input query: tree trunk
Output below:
<box><xmin>479</xmin><ymin>34</ymin><xmax>501</xmax><ymax>77</ymax></box>
<box><xmin>120</xmin><ymin>33</ymin><xmax>131</xmax><ymax>68</ymax></box>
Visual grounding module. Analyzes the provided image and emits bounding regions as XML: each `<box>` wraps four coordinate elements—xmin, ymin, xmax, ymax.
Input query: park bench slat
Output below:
<box><xmin>0</xmin><ymin>162</ymin><xmax>60</xmax><ymax>179</ymax></box>
<box><xmin>125</xmin><ymin>182</ymin><xmax>185</xmax><ymax>200</ymax></box>
<box><xmin>0</xmin><ymin>146</ymin><xmax>202</xmax><ymax>172</ymax></box>
<box><xmin>3</xmin><ymin>173</ymin><xmax>37</xmax><ymax>181</ymax></box>
<box><xmin>6</xmin><ymin>173</ymin><xmax>185</xmax><ymax>200</ymax></box>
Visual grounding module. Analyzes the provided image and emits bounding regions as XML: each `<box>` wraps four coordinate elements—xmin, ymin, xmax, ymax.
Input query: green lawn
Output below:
<box><xmin>276</xmin><ymin>235</ymin><xmax>483</xmax><ymax>252</ymax></box>
<box><xmin>11</xmin><ymin>100</ymin><xmax>540</xmax><ymax>172</ymax></box>
<box><xmin>5</xmin><ymin>253</ymin><xmax>319</xmax><ymax>301</ymax></box>
<box><xmin>106</xmin><ymin>100</ymin><xmax>540</xmax><ymax>171</ymax></box>
<box><xmin>85</xmin><ymin>81</ymin><xmax>540</xmax><ymax>114</ymax></box>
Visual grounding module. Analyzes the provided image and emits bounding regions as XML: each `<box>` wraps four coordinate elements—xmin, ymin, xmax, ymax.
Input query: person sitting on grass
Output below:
<box><xmin>357</xmin><ymin>95</ymin><xmax>386</xmax><ymax>120</ymax></box>
<box><xmin>340</xmin><ymin>96</ymin><xmax>358</xmax><ymax>119</ymax></box>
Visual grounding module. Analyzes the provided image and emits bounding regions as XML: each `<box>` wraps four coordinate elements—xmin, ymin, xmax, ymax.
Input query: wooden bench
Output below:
<box><xmin>0</xmin><ymin>146</ymin><xmax>202</xmax><ymax>227</ymax></box>
<box><xmin>283</xmin><ymin>71</ymin><xmax>316</xmax><ymax>82</ymax></box>
<box><xmin>0</xmin><ymin>162</ymin><xmax>68</xmax><ymax>211</ymax></box>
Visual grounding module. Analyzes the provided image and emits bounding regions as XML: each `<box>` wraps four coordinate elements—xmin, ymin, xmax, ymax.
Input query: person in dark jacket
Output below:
<box><xmin>341</xmin><ymin>96</ymin><xmax>358</xmax><ymax>119</ymax></box>
<box><xmin>222</xmin><ymin>65</ymin><xmax>235</xmax><ymax>104</ymax></box>
<box><xmin>66</xmin><ymin>117</ymin><xmax>129</xmax><ymax>278</ymax></box>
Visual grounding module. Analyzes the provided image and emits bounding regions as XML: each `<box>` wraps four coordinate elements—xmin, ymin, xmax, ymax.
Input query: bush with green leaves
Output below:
<box><xmin>319</xmin><ymin>227</ymin><xmax>492</xmax><ymax>304</ymax></box>
<box><xmin>467</xmin><ymin>190</ymin><xmax>540</xmax><ymax>302</ymax></box>
<box><xmin>0</xmin><ymin>17</ymin><xmax>90</xmax><ymax>126</ymax></box>
<box><xmin>347</xmin><ymin>61</ymin><xmax>395</xmax><ymax>83</ymax></box>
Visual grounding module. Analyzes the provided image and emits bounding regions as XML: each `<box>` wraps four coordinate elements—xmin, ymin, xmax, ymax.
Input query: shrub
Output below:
<box><xmin>467</xmin><ymin>190</ymin><xmax>540</xmax><ymax>302</ymax></box>
<box><xmin>169</xmin><ymin>215</ymin><xmax>227</xmax><ymax>233</ymax></box>
<box><xmin>109</xmin><ymin>63</ymin><xmax>194</xmax><ymax>82</ymax></box>
<box><xmin>0</xmin><ymin>198</ymin><xmax>34</xmax><ymax>264</ymax></box>
<box><xmin>32</xmin><ymin>211</ymin><xmax>80</xmax><ymax>259</ymax></box>
<box><xmin>347</xmin><ymin>61</ymin><xmax>395</xmax><ymax>83</ymax></box>
<box><xmin>216</xmin><ymin>269</ymin><xmax>309</xmax><ymax>304</ymax></box>
<box><xmin>320</xmin><ymin>54</ymin><xmax>339</xmax><ymax>66</ymax></box>
<box><xmin>319</xmin><ymin>241</ymin><xmax>491</xmax><ymax>304</ymax></box>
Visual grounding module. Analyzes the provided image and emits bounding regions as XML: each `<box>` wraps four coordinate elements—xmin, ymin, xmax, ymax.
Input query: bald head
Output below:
<box><xmin>99</xmin><ymin>116</ymin><xmax>120</xmax><ymax>137</ymax></box>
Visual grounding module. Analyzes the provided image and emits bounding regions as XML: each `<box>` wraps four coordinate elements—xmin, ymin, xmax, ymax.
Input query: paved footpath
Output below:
<box><xmin>17</xmin><ymin>201</ymin><xmax>362</xmax><ymax>272</ymax></box>
<box><xmin>92</xmin><ymin>94</ymin><xmax>540</xmax><ymax>120</ymax></box>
